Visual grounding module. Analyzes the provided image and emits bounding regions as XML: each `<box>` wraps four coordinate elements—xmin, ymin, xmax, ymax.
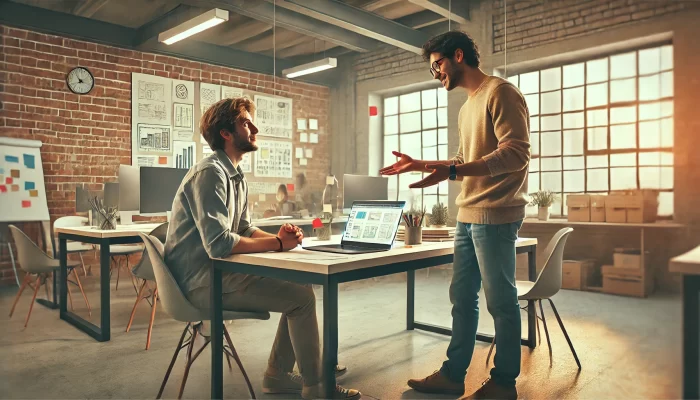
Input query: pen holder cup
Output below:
<box><xmin>314</xmin><ymin>223</ymin><xmax>332</xmax><ymax>241</ymax></box>
<box><xmin>93</xmin><ymin>209</ymin><xmax>118</xmax><ymax>230</ymax></box>
<box><xmin>404</xmin><ymin>226</ymin><xmax>422</xmax><ymax>245</ymax></box>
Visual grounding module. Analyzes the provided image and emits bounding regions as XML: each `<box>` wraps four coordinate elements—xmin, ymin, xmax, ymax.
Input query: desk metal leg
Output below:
<box><xmin>407</xmin><ymin>269</ymin><xmax>415</xmax><ymax>330</ymax></box>
<box><xmin>211</xmin><ymin>265</ymin><xmax>223</xmax><ymax>400</ymax></box>
<box><xmin>683</xmin><ymin>275</ymin><xmax>699</xmax><ymax>400</ymax></box>
<box><xmin>527</xmin><ymin>246</ymin><xmax>537</xmax><ymax>349</ymax></box>
<box><xmin>323</xmin><ymin>277</ymin><xmax>339</xmax><ymax>399</ymax></box>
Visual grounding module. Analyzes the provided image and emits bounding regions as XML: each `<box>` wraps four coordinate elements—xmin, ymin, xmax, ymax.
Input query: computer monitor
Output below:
<box><xmin>139</xmin><ymin>167</ymin><xmax>188</xmax><ymax>214</ymax></box>
<box><xmin>342</xmin><ymin>174</ymin><xmax>389</xmax><ymax>212</ymax></box>
<box><xmin>75</xmin><ymin>185</ymin><xmax>91</xmax><ymax>212</ymax></box>
<box><xmin>104</xmin><ymin>182</ymin><xmax>120</xmax><ymax>209</ymax></box>
<box><xmin>118</xmin><ymin>165</ymin><xmax>140</xmax><ymax>212</ymax></box>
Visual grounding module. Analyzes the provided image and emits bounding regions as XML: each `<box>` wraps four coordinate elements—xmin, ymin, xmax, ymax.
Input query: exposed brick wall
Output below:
<box><xmin>0</xmin><ymin>25</ymin><xmax>331</xmax><ymax>286</ymax></box>
<box><xmin>353</xmin><ymin>44</ymin><xmax>425</xmax><ymax>82</ymax></box>
<box><xmin>492</xmin><ymin>0</ymin><xmax>699</xmax><ymax>53</ymax></box>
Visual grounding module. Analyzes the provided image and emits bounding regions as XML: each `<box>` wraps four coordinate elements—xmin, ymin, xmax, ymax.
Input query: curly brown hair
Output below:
<box><xmin>200</xmin><ymin>97</ymin><xmax>256</xmax><ymax>151</ymax></box>
<box><xmin>421</xmin><ymin>30</ymin><xmax>480</xmax><ymax>68</ymax></box>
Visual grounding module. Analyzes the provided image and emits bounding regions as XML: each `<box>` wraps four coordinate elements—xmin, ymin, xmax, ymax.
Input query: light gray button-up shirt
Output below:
<box><xmin>164</xmin><ymin>149</ymin><xmax>258</xmax><ymax>293</ymax></box>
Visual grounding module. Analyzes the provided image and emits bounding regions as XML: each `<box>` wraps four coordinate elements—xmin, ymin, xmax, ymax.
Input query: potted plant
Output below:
<box><xmin>429</xmin><ymin>203</ymin><xmax>449</xmax><ymax>228</ymax></box>
<box><xmin>529</xmin><ymin>190</ymin><xmax>558</xmax><ymax>221</ymax></box>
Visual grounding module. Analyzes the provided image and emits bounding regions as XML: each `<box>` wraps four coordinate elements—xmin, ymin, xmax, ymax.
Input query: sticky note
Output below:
<box><xmin>159</xmin><ymin>156</ymin><xmax>168</xmax><ymax>165</ymax></box>
<box><xmin>11</xmin><ymin>170</ymin><xmax>19</xmax><ymax>178</ymax></box>
<box><xmin>323</xmin><ymin>204</ymin><xmax>332</xmax><ymax>213</ymax></box>
<box><xmin>259</xmin><ymin>194</ymin><xmax>266</xmax><ymax>201</ymax></box>
<box><xmin>23</xmin><ymin>154</ymin><xmax>35</xmax><ymax>169</ymax></box>
<box><xmin>25</xmin><ymin>181</ymin><xmax>35</xmax><ymax>190</ymax></box>
<box><xmin>295</xmin><ymin>148</ymin><xmax>304</xmax><ymax>159</ymax></box>
<box><xmin>11</xmin><ymin>185</ymin><xmax>19</xmax><ymax>192</ymax></box>
<box><xmin>310</xmin><ymin>133</ymin><xmax>319</xmax><ymax>144</ymax></box>
<box><xmin>305</xmin><ymin>149</ymin><xmax>313</xmax><ymax>158</ymax></box>
<box><xmin>300</xmin><ymin>133</ymin><xmax>308</xmax><ymax>143</ymax></box>
<box><xmin>326</xmin><ymin>176</ymin><xmax>335</xmax><ymax>185</ymax></box>
<box><xmin>4</xmin><ymin>155</ymin><xmax>19</xmax><ymax>163</ymax></box>
<box><xmin>0</xmin><ymin>185</ymin><xmax>6</xmax><ymax>193</ymax></box>
<box><xmin>287</xmin><ymin>183</ymin><xmax>294</xmax><ymax>192</ymax></box>
<box><xmin>300</xmin><ymin>158</ymin><xmax>307</xmax><ymax>166</ymax></box>
<box><xmin>0</xmin><ymin>168</ymin><xmax>4</xmax><ymax>174</ymax></box>
<box><xmin>21</xmin><ymin>200</ymin><xmax>31</xmax><ymax>208</ymax></box>
<box><xmin>5</xmin><ymin>177</ymin><xmax>12</xmax><ymax>184</ymax></box>
<box><xmin>29</xmin><ymin>189</ymin><xmax>38</xmax><ymax>197</ymax></box>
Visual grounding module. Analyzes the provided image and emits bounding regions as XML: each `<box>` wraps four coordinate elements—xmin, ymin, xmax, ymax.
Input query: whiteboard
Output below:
<box><xmin>0</xmin><ymin>137</ymin><xmax>50</xmax><ymax>222</ymax></box>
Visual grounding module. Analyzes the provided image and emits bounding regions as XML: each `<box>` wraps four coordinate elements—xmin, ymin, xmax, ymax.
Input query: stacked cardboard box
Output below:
<box><xmin>605</xmin><ymin>190</ymin><xmax>659</xmax><ymax>223</ymax></box>
<box><xmin>561</xmin><ymin>259</ymin><xmax>600</xmax><ymax>291</ymax></box>
<box><xmin>601</xmin><ymin>248</ymin><xmax>652</xmax><ymax>297</ymax></box>
<box><xmin>567</xmin><ymin>195</ymin><xmax>606</xmax><ymax>222</ymax></box>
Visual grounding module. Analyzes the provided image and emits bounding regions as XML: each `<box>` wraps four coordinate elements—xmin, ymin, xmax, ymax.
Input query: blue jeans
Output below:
<box><xmin>439</xmin><ymin>220</ymin><xmax>523</xmax><ymax>387</ymax></box>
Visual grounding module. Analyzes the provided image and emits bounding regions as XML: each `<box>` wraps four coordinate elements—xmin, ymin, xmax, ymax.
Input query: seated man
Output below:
<box><xmin>164</xmin><ymin>97</ymin><xmax>360</xmax><ymax>400</ymax></box>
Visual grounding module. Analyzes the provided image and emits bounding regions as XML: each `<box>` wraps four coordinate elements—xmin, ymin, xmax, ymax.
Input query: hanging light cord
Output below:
<box><xmin>504</xmin><ymin>0</ymin><xmax>507</xmax><ymax>77</ymax></box>
<box><xmin>448</xmin><ymin>0</ymin><xmax>451</xmax><ymax>31</ymax></box>
<box><xmin>273</xmin><ymin>0</ymin><xmax>276</xmax><ymax>96</ymax></box>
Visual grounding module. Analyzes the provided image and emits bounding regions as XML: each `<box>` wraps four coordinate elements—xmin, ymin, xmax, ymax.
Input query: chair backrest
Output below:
<box><xmin>150</xmin><ymin>222</ymin><xmax>169</xmax><ymax>243</ymax></box>
<box><xmin>526</xmin><ymin>227</ymin><xmax>574</xmax><ymax>299</ymax></box>
<box><xmin>52</xmin><ymin>216</ymin><xmax>90</xmax><ymax>254</ymax></box>
<box><xmin>9</xmin><ymin>225</ymin><xmax>56</xmax><ymax>273</ymax></box>
<box><xmin>131</xmin><ymin>222</ymin><xmax>169</xmax><ymax>281</ymax></box>
<box><xmin>138</xmin><ymin>233</ymin><xmax>205</xmax><ymax>322</ymax></box>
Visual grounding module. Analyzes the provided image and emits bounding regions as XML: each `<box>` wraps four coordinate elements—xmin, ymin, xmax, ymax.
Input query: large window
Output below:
<box><xmin>383</xmin><ymin>88</ymin><xmax>449</xmax><ymax>211</ymax></box>
<box><xmin>508</xmin><ymin>43</ymin><xmax>674</xmax><ymax>217</ymax></box>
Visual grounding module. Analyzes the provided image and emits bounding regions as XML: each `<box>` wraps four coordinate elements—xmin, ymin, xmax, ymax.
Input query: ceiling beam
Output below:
<box><xmin>132</xmin><ymin>4</ymin><xmax>207</xmax><ymax>47</ymax></box>
<box><xmin>178</xmin><ymin>0</ymin><xmax>379</xmax><ymax>52</ymax></box>
<box><xmin>72</xmin><ymin>0</ymin><xmax>111</xmax><ymax>18</ymax></box>
<box><xmin>363</xmin><ymin>0</ymin><xmax>403</xmax><ymax>12</ymax></box>
<box><xmin>240</xmin><ymin>29</ymin><xmax>299</xmax><ymax>53</ymax></box>
<box><xmin>274</xmin><ymin>0</ymin><xmax>429</xmax><ymax>54</ymax></box>
<box><xmin>0</xmin><ymin>1</ymin><xmax>337</xmax><ymax>86</ymax></box>
<box><xmin>218</xmin><ymin>20</ymin><xmax>272</xmax><ymax>46</ymax></box>
<box><xmin>407</xmin><ymin>0</ymin><xmax>469</xmax><ymax>25</ymax></box>
<box><xmin>395</xmin><ymin>10</ymin><xmax>445</xmax><ymax>29</ymax></box>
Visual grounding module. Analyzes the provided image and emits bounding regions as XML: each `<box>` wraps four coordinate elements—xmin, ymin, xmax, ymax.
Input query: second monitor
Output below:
<box><xmin>342</xmin><ymin>174</ymin><xmax>389</xmax><ymax>211</ymax></box>
<box><xmin>139</xmin><ymin>167</ymin><xmax>188</xmax><ymax>214</ymax></box>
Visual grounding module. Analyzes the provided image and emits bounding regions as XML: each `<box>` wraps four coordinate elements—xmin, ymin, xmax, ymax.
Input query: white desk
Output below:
<box><xmin>670</xmin><ymin>245</ymin><xmax>700</xmax><ymax>399</ymax></box>
<box><xmin>210</xmin><ymin>235</ymin><xmax>538</xmax><ymax>399</ymax></box>
<box><xmin>52</xmin><ymin>223</ymin><xmax>162</xmax><ymax>341</ymax></box>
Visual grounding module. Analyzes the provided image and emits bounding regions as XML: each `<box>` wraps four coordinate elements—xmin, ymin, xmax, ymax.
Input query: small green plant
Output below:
<box><xmin>430</xmin><ymin>202</ymin><xmax>449</xmax><ymax>226</ymax></box>
<box><xmin>529</xmin><ymin>190</ymin><xmax>558</xmax><ymax>208</ymax></box>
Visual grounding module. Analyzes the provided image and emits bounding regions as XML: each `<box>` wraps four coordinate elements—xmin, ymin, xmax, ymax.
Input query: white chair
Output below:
<box><xmin>487</xmin><ymin>227</ymin><xmax>580</xmax><ymax>369</ymax></box>
<box><xmin>8</xmin><ymin>225</ymin><xmax>91</xmax><ymax>327</ymax></box>
<box><xmin>138</xmin><ymin>233</ymin><xmax>270</xmax><ymax>399</ymax></box>
<box><xmin>125</xmin><ymin>222</ymin><xmax>168</xmax><ymax>350</ymax></box>
<box><xmin>53</xmin><ymin>216</ymin><xmax>94</xmax><ymax>276</ymax></box>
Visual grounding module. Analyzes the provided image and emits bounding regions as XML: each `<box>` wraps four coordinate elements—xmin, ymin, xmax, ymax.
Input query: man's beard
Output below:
<box><xmin>234</xmin><ymin>136</ymin><xmax>257</xmax><ymax>152</ymax></box>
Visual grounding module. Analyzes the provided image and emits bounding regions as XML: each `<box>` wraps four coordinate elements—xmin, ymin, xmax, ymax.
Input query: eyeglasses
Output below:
<box><xmin>429</xmin><ymin>57</ymin><xmax>447</xmax><ymax>77</ymax></box>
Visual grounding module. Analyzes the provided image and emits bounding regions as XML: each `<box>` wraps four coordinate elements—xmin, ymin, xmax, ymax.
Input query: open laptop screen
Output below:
<box><xmin>342</xmin><ymin>201</ymin><xmax>405</xmax><ymax>248</ymax></box>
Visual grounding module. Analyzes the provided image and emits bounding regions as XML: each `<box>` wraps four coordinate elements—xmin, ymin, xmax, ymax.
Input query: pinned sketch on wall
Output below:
<box><xmin>133</xmin><ymin>73</ymin><xmax>172</xmax><ymax>125</ymax></box>
<box><xmin>240</xmin><ymin>153</ymin><xmax>252</xmax><ymax>173</ymax></box>
<box><xmin>221</xmin><ymin>86</ymin><xmax>244</xmax><ymax>99</ymax></box>
<box><xmin>172</xmin><ymin>80</ymin><xmax>194</xmax><ymax>104</ymax></box>
<box><xmin>174</xmin><ymin>141</ymin><xmax>196</xmax><ymax>169</ymax></box>
<box><xmin>175</xmin><ymin>131</ymin><xmax>193</xmax><ymax>141</ymax></box>
<box><xmin>254</xmin><ymin>139</ymin><xmax>292</xmax><ymax>178</ymax></box>
<box><xmin>310</xmin><ymin>133</ymin><xmax>318</xmax><ymax>144</ymax></box>
<box><xmin>136</xmin><ymin>156</ymin><xmax>158</xmax><ymax>167</ymax></box>
<box><xmin>137</xmin><ymin>124</ymin><xmax>172</xmax><ymax>153</ymax></box>
<box><xmin>200</xmin><ymin>82</ymin><xmax>221</xmax><ymax>115</ymax></box>
<box><xmin>248</xmin><ymin>181</ymin><xmax>279</xmax><ymax>195</ymax></box>
<box><xmin>309</xmin><ymin>119</ymin><xmax>318</xmax><ymax>130</ymax></box>
<box><xmin>174</xmin><ymin>103</ymin><xmax>193</xmax><ymax>130</ymax></box>
<box><xmin>254</xmin><ymin>95</ymin><xmax>293</xmax><ymax>139</ymax></box>
<box><xmin>0</xmin><ymin>137</ymin><xmax>50</xmax><ymax>222</ymax></box>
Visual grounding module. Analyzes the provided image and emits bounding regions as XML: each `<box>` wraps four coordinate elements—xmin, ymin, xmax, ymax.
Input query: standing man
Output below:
<box><xmin>380</xmin><ymin>31</ymin><xmax>530</xmax><ymax>399</ymax></box>
<box><xmin>165</xmin><ymin>97</ymin><xmax>360</xmax><ymax>400</ymax></box>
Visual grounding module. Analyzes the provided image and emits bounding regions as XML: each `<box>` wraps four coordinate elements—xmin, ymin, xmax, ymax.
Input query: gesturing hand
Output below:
<box><xmin>409</xmin><ymin>164</ymin><xmax>451</xmax><ymax>189</ymax></box>
<box><xmin>379</xmin><ymin>151</ymin><xmax>417</xmax><ymax>176</ymax></box>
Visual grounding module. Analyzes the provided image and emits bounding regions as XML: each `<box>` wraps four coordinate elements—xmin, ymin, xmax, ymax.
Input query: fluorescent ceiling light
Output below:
<box><xmin>283</xmin><ymin>57</ymin><xmax>338</xmax><ymax>78</ymax></box>
<box><xmin>159</xmin><ymin>8</ymin><xmax>229</xmax><ymax>45</ymax></box>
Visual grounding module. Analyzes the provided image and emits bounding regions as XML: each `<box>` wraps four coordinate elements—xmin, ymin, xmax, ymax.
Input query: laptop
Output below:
<box><xmin>303</xmin><ymin>200</ymin><xmax>406</xmax><ymax>254</ymax></box>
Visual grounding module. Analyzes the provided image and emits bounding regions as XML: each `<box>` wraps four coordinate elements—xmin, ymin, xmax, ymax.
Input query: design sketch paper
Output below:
<box><xmin>297</xmin><ymin>118</ymin><xmax>307</xmax><ymax>130</ymax></box>
<box><xmin>254</xmin><ymin>95</ymin><xmax>293</xmax><ymax>139</ymax></box>
<box><xmin>310</xmin><ymin>133</ymin><xmax>318</xmax><ymax>144</ymax></box>
<box><xmin>309</xmin><ymin>119</ymin><xmax>318</xmax><ymax>130</ymax></box>
<box><xmin>221</xmin><ymin>86</ymin><xmax>244</xmax><ymax>99</ymax></box>
<box><xmin>173</xmin><ymin>141</ymin><xmax>196</xmax><ymax>169</ymax></box>
<box><xmin>254</xmin><ymin>139</ymin><xmax>292</xmax><ymax>178</ymax></box>
<box><xmin>136</xmin><ymin>156</ymin><xmax>157</xmax><ymax>167</ymax></box>
<box><xmin>300</xmin><ymin>133</ymin><xmax>308</xmax><ymax>143</ymax></box>
<box><xmin>247</xmin><ymin>182</ymin><xmax>280</xmax><ymax>195</ymax></box>
<box><xmin>137</xmin><ymin>124</ymin><xmax>172</xmax><ymax>154</ymax></box>
<box><xmin>172</xmin><ymin>80</ymin><xmax>194</xmax><ymax>104</ymax></box>
<box><xmin>175</xmin><ymin>131</ymin><xmax>194</xmax><ymax>141</ymax></box>
<box><xmin>240</xmin><ymin>153</ymin><xmax>252</xmax><ymax>173</ymax></box>
<box><xmin>133</xmin><ymin>73</ymin><xmax>172</xmax><ymax>125</ymax></box>
<box><xmin>200</xmin><ymin>82</ymin><xmax>221</xmax><ymax>115</ymax></box>
<box><xmin>174</xmin><ymin>103</ymin><xmax>193</xmax><ymax>130</ymax></box>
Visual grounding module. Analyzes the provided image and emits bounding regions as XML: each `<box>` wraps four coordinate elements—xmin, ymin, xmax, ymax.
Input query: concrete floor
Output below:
<box><xmin>0</xmin><ymin>269</ymin><xmax>682</xmax><ymax>399</ymax></box>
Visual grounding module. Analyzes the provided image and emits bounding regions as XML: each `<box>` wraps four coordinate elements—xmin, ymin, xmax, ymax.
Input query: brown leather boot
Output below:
<box><xmin>464</xmin><ymin>378</ymin><xmax>517</xmax><ymax>399</ymax></box>
<box><xmin>407</xmin><ymin>370</ymin><xmax>465</xmax><ymax>395</ymax></box>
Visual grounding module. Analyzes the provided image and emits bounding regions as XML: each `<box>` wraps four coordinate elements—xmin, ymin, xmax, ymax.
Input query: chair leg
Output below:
<box><xmin>535</xmin><ymin>304</ymin><xmax>542</xmax><ymax>346</ymax></box>
<box><xmin>486</xmin><ymin>335</ymin><xmax>496</xmax><ymax>366</ymax></box>
<box><xmin>157</xmin><ymin>323</ymin><xmax>191</xmax><ymax>399</ymax></box>
<box><xmin>126</xmin><ymin>280</ymin><xmax>148</xmax><ymax>333</ymax></box>
<box><xmin>24</xmin><ymin>275</ymin><xmax>42</xmax><ymax>328</ymax></box>
<box><xmin>223</xmin><ymin>325</ymin><xmax>257</xmax><ymax>399</ymax></box>
<box><xmin>73</xmin><ymin>268</ymin><xmax>91</xmax><ymax>317</ymax></box>
<box><xmin>78</xmin><ymin>252</ymin><xmax>88</xmax><ymax>277</ymax></box>
<box><xmin>177</xmin><ymin>326</ymin><xmax>198</xmax><ymax>399</ymax></box>
<box><xmin>146</xmin><ymin>288</ymin><xmax>158</xmax><ymax>350</ymax></box>
<box><xmin>539</xmin><ymin>300</ymin><xmax>553</xmax><ymax>366</ymax></box>
<box><xmin>547</xmin><ymin>299</ymin><xmax>581</xmax><ymax>370</ymax></box>
<box><xmin>9</xmin><ymin>274</ymin><xmax>31</xmax><ymax>317</ymax></box>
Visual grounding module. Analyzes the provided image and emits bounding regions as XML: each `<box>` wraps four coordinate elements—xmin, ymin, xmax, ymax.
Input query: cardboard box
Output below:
<box><xmin>567</xmin><ymin>195</ymin><xmax>590</xmax><ymax>222</ymax></box>
<box><xmin>613</xmin><ymin>249</ymin><xmax>646</xmax><ymax>269</ymax></box>
<box><xmin>624</xmin><ymin>190</ymin><xmax>659</xmax><ymax>223</ymax></box>
<box><xmin>590</xmin><ymin>195</ymin><xmax>606</xmax><ymax>222</ymax></box>
<box><xmin>602</xmin><ymin>264</ymin><xmax>643</xmax><ymax>278</ymax></box>
<box><xmin>603</xmin><ymin>274</ymin><xmax>646</xmax><ymax>297</ymax></box>
<box><xmin>605</xmin><ymin>194</ymin><xmax>628</xmax><ymax>223</ymax></box>
<box><xmin>562</xmin><ymin>259</ymin><xmax>598</xmax><ymax>290</ymax></box>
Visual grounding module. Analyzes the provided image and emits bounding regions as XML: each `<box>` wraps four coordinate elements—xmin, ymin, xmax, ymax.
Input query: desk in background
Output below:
<box><xmin>670</xmin><ymin>245</ymin><xmax>700</xmax><ymax>400</ymax></box>
<box><xmin>210</xmin><ymin>235</ymin><xmax>537</xmax><ymax>399</ymax></box>
<box><xmin>253</xmin><ymin>216</ymin><xmax>348</xmax><ymax>236</ymax></box>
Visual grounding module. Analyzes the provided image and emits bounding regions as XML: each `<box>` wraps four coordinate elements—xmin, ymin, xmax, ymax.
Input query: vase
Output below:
<box><xmin>538</xmin><ymin>207</ymin><xmax>550</xmax><ymax>221</ymax></box>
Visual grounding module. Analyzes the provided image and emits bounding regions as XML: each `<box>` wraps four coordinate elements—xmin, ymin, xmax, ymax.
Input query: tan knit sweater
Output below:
<box><xmin>453</xmin><ymin>76</ymin><xmax>531</xmax><ymax>225</ymax></box>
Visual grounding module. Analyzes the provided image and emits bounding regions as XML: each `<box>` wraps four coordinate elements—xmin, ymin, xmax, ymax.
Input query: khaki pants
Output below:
<box><xmin>187</xmin><ymin>272</ymin><xmax>321</xmax><ymax>386</ymax></box>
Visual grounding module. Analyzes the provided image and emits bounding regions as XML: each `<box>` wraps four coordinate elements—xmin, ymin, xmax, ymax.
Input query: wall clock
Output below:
<box><xmin>66</xmin><ymin>67</ymin><xmax>94</xmax><ymax>94</ymax></box>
